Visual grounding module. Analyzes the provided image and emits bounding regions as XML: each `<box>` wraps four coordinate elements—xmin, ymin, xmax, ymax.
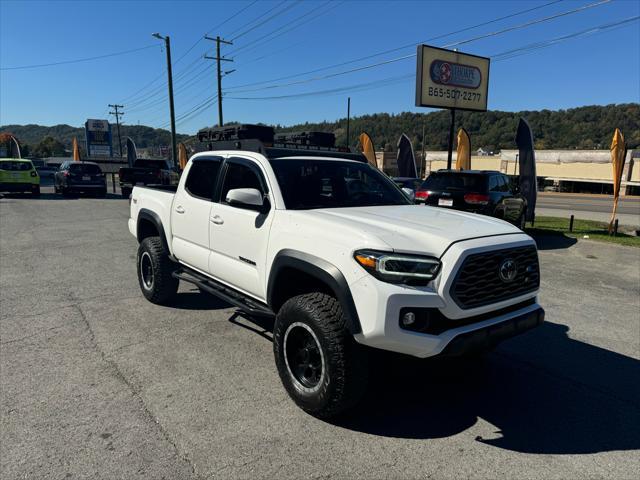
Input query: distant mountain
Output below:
<box><xmin>0</xmin><ymin>123</ymin><xmax>191</xmax><ymax>154</ymax></box>
<box><xmin>2</xmin><ymin>103</ymin><xmax>638</xmax><ymax>156</ymax></box>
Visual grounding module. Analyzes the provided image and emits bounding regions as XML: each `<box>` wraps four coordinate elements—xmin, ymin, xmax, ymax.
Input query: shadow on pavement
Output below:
<box><xmin>529</xmin><ymin>232</ymin><xmax>578</xmax><ymax>250</ymax></box>
<box><xmin>334</xmin><ymin>321</ymin><xmax>640</xmax><ymax>454</ymax></box>
<box><xmin>232</xmin><ymin>308</ymin><xmax>639</xmax><ymax>454</ymax></box>
<box><xmin>0</xmin><ymin>192</ymin><xmax>125</xmax><ymax>201</ymax></box>
<box><xmin>170</xmin><ymin>291</ymin><xmax>231</xmax><ymax>310</ymax></box>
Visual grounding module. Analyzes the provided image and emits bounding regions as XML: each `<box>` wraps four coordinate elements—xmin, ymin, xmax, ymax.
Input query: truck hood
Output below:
<box><xmin>307</xmin><ymin>205</ymin><xmax>522</xmax><ymax>257</ymax></box>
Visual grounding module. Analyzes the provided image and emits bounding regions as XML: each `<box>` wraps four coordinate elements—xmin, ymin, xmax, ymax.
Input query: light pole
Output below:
<box><xmin>152</xmin><ymin>33</ymin><xmax>177</xmax><ymax>170</ymax></box>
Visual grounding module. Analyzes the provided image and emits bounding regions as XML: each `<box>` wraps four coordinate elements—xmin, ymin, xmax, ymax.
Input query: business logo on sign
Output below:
<box><xmin>430</xmin><ymin>60</ymin><xmax>481</xmax><ymax>89</ymax></box>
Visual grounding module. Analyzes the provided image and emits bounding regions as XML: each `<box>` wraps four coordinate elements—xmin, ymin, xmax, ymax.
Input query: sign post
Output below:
<box><xmin>415</xmin><ymin>45</ymin><xmax>490</xmax><ymax>169</ymax></box>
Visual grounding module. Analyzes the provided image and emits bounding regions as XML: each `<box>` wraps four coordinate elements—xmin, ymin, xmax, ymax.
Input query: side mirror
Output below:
<box><xmin>226</xmin><ymin>188</ymin><xmax>266</xmax><ymax>212</ymax></box>
<box><xmin>402</xmin><ymin>187</ymin><xmax>416</xmax><ymax>202</ymax></box>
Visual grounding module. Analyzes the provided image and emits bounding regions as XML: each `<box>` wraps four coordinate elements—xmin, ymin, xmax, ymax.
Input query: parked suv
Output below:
<box><xmin>54</xmin><ymin>161</ymin><xmax>107</xmax><ymax>196</ymax></box>
<box><xmin>415</xmin><ymin>170</ymin><xmax>527</xmax><ymax>228</ymax></box>
<box><xmin>0</xmin><ymin>158</ymin><xmax>40</xmax><ymax>196</ymax></box>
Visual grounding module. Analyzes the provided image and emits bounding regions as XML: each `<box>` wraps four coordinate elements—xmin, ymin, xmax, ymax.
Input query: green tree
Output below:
<box><xmin>33</xmin><ymin>136</ymin><xmax>66</xmax><ymax>158</ymax></box>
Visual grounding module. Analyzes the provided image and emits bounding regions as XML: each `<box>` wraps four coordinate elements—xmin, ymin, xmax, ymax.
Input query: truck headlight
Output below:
<box><xmin>354</xmin><ymin>249</ymin><xmax>440</xmax><ymax>285</ymax></box>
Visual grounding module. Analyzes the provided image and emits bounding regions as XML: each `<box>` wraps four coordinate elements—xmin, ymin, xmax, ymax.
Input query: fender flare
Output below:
<box><xmin>137</xmin><ymin>208</ymin><xmax>170</xmax><ymax>253</ymax></box>
<box><xmin>267</xmin><ymin>249</ymin><xmax>362</xmax><ymax>334</ymax></box>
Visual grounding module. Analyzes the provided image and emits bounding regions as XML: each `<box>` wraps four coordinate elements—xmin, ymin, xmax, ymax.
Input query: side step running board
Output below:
<box><xmin>172</xmin><ymin>267</ymin><xmax>275</xmax><ymax>317</ymax></box>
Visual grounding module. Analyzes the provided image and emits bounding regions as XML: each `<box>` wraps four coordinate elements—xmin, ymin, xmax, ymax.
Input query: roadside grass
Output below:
<box><xmin>526</xmin><ymin>216</ymin><xmax>640</xmax><ymax>248</ymax></box>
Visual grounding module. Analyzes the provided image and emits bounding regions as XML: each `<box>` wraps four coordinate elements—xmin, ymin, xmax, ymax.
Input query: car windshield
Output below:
<box><xmin>0</xmin><ymin>161</ymin><xmax>32</xmax><ymax>171</ymax></box>
<box><xmin>69</xmin><ymin>163</ymin><xmax>101</xmax><ymax>174</ymax></box>
<box><xmin>421</xmin><ymin>172</ymin><xmax>487</xmax><ymax>191</ymax></box>
<box><xmin>271</xmin><ymin>159</ymin><xmax>411</xmax><ymax>210</ymax></box>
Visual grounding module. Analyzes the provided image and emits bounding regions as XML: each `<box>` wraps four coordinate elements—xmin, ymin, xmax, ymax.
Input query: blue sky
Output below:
<box><xmin>1</xmin><ymin>0</ymin><xmax>639</xmax><ymax>134</ymax></box>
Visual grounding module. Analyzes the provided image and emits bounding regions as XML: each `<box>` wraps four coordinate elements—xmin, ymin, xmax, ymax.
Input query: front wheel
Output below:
<box><xmin>273</xmin><ymin>293</ymin><xmax>368</xmax><ymax>419</ymax></box>
<box><xmin>136</xmin><ymin>236</ymin><xmax>178</xmax><ymax>304</ymax></box>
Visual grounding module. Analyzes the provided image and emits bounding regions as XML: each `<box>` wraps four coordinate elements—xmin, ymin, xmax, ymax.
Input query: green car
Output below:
<box><xmin>0</xmin><ymin>158</ymin><xmax>40</xmax><ymax>196</ymax></box>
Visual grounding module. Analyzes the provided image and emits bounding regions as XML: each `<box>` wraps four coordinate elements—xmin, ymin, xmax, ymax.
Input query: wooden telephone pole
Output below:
<box><xmin>204</xmin><ymin>35</ymin><xmax>234</xmax><ymax>127</ymax></box>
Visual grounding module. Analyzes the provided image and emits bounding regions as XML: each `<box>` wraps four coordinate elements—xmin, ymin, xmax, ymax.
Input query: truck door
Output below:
<box><xmin>208</xmin><ymin>157</ymin><xmax>274</xmax><ymax>300</ymax></box>
<box><xmin>171</xmin><ymin>157</ymin><xmax>222</xmax><ymax>273</ymax></box>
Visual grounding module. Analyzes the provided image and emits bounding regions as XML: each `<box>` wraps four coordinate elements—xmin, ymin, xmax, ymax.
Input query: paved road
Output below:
<box><xmin>2</xmin><ymin>189</ymin><xmax>639</xmax><ymax>479</ymax></box>
<box><xmin>537</xmin><ymin>193</ymin><xmax>640</xmax><ymax>227</ymax></box>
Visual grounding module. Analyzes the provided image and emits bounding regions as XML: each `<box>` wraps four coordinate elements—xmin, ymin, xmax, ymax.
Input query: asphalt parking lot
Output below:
<box><xmin>1</xmin><ymin>188</ymin><xmax>639</xmax><ymax>480</ymax></box>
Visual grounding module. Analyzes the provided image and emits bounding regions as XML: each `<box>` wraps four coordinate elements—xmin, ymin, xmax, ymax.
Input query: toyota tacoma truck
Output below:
<box><xmin>128</xmin><ymin>136</ymin><xmax>544</xmax><ymax>419</ymax></box>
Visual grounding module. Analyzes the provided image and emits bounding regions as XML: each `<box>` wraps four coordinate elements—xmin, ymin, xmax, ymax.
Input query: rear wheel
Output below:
<box><xmin>136</xmin><ymin>236</ymin><xmax>178</xmax><ymax>304</ymax></box>
<box><xmin>31</xmin><ymin>186</ymin><xmax>40</xmax><ymax>196</ymax></box>
<box><xmin>517</xmin><ymin>210</ymin><xmax>527</xmax><ymax>230</ymax></box>
<box><xmin>273</xmin><ymin>293</ymin><xmax>368</xmax><ymax>419</ymax></box>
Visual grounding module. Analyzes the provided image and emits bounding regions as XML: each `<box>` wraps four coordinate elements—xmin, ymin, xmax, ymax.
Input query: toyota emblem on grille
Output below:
<box><xmin>499</xmin><ymin>259</ymin><xmax>517</xmax><ymax>283</ymax></box>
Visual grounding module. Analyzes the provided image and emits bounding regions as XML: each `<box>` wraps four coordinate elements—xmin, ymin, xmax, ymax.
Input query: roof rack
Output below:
<box><xmin>196</xmin><ymin>124</ymin><xmax>367</xmax><ymax>163</ymax></box>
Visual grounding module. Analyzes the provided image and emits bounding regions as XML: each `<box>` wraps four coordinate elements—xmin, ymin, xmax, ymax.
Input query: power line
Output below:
<box><xmin>223</xmin><ymin>0</ymin><xmax>576</xmax><ymax>91</ymax></box>
<box><xmin>117</xmin><ymin>0</ymin><xmax>259</xmax><ymax>104</ymax></box>
<box><xmin>226</xmin><ymin>15</ymin><xmax>637</xmax><ymax>102</ymax></box>
<box><xmin>228</xmin><ymin>0</ymin><xmax>336</xmax><ymax>57</ymax></box>
<box><xmin>1</xmin><ymin>44</ymin><xmax>158</xmax><ymax>71</ymax></box>
<box><xmin>225</xmin><ymin>0</ymin><xmax>611</xmax><ymax>94</ymax></box>
<box><xmin>230</xmin><ymin>0</ymin><xmax>299</xmax><ymax>42</ymax></box>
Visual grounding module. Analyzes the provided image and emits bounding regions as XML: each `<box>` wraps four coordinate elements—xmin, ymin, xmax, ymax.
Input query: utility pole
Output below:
<box><xmin>108</xmin><ymin>104</ymin><xmax>124</xmax><ymax>157</ymax></box>
<box><xmin>346</xmin><ymin>97</ymin><xmax>351</xmax><ymax>148</ymax></box>
<box><xmin>152</xmin><ymin>33</ymin><xmax>177</xmax><ymax>170</ymax></box>
<box><xmin>204</xmin><ymin>35</ymin><xmax>233</xmax><ymax>127</ymax></box>
<box><xmin>446</xmin><ymin>109</ymin><xmax>456</xmax><ymax>170</ymax></box>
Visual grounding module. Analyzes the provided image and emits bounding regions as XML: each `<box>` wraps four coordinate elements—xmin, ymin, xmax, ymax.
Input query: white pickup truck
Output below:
<box><xmin>128</xmin><ymin>148</ymin><xmax>544</xmax><ymax>418</ymax></box>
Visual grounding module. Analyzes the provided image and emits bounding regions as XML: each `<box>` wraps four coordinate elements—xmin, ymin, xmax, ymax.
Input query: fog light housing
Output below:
<box><xmin>399</xmin><ymin>308</ymin><xmax>436</xmax><ymax>333</ymax></box>
<box><xmin>402</xmin><ymin>311</ymin><xmax>416</xmax><ymax>327</ymax></box>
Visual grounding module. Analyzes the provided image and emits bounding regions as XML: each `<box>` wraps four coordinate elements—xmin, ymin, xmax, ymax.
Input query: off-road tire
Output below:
<box><xmin>273</xmin><ymin>292</ymin><xmax>368</xmax><ymax>419</ymax></box>
<box><xmin>137</xmin><ymin>236</ymin><xmax>178</xmax><ymax>305</ymax></box>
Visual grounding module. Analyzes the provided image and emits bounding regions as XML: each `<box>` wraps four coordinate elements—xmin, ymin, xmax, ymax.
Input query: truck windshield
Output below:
<box><xmin>271</xmin><ymin>159</ymin><xmax>411</xmax><ymax>210</ymax></box>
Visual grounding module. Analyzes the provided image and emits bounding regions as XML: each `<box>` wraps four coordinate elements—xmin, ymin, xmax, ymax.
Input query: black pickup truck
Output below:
<box><xmin>118</xmin><ymin>159</ymin><xmax>177</xmax><ymax>198</ymax></box>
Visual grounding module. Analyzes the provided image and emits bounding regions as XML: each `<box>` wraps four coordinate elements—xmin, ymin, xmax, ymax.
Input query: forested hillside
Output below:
<box><xmin>0</xmin><ymin>124</ymin><xmax>191</xmax><ymax>157</ymax></box>
<box><xmin>276</xmin><ymin>103</ymin><xmax>640</xmax><ymax>152</ymax></box>
<box><xmin>2</xmin><ymin>103</ymin><xmax>638</xmax><ymax>156</ymax></box>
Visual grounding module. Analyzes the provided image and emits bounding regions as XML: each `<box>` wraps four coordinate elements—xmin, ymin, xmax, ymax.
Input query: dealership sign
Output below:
<box><xmin>415</xmin><ymin>45</ymin><xmax>490</xmax><ymax>112</ymax></box>
<box><xmin>84</xmin><ymin>119</ymin><xmax>113</xmax><ymax>157</ymax></box>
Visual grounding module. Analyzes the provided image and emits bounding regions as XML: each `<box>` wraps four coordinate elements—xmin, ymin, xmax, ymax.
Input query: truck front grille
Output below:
<box><xmin>450</xmin><ymin>245</ymin><xmax>539</xmax><ymax>309</ymax></box>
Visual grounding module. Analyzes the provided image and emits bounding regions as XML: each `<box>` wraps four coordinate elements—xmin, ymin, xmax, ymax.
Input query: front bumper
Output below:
<box><xmin>351</xmin><ymin>233</ymin><xmax>542</xmax><ymax>358</ymax></box>
<box><xmin>436</xmin><ymin>306</ymin><xmax>544</xmax><ymax>357</ymax></box>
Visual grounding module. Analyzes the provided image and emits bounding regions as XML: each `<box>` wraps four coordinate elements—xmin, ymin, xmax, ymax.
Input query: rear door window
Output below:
<box><xmin>185</xmin><ymin>158</ymin><xmax>222</xmax><ymax>201</ymax></box>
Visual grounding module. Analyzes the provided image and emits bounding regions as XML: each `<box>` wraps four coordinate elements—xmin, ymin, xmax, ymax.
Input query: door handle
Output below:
<box><xmin>210</xmin><ymin>215</ymin><xmax>224</xmax><ymax>225</ymax></box>
<box><xmin>175</xmin><ymin>205</ymin><xmax>185</xmax><ymax>214</ymax></box>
